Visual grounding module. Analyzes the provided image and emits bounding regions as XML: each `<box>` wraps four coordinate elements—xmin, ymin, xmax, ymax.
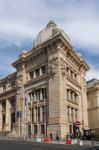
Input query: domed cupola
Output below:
<box><xmin>46</xmin><ymin>20</ymin><xmax>57</xmax><ymax>28</ymax></box>
<box><xmin>33</xmin><ymin>21</ymin><xmax>71</xmax><ymax>48</ymax></box>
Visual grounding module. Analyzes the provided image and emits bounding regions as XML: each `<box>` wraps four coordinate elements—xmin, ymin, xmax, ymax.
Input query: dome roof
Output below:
<box><xmin>33</xmin><ymin>21</ymin><xmax>71</xmax><ymax>48</ymax></box>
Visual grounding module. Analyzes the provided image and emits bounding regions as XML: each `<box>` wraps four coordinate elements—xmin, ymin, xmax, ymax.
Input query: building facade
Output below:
<box><xmin>87</xmin><ymin>79</ymin><xmax>99</xmax><ymax>136</ymax></box>
<box><xmin>0</xmin><ymin>21</ymin><xmax>89</xmax><ymax>139</ymax></box>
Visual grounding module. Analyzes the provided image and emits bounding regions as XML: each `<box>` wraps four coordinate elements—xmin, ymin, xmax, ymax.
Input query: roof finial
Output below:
<box><xmin>46</xmin><ymin>20</ymin><xmax>57</xmax><ymax>28</ymax></box>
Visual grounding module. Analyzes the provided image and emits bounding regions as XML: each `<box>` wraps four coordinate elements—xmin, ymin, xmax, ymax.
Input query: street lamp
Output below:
<box><xmin>16</xmin><ymin>90</ymin><xmax>21</xmax><ymax>138</ymax></box>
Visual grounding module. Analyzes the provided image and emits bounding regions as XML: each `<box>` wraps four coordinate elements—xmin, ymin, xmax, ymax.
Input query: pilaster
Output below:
<box><xmin>6</xmin><ymin>99</ymin><xmax>11</xmax><ymax>131</ymax></box>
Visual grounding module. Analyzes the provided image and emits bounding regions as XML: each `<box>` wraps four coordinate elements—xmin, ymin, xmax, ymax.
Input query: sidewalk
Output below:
<box><xmin>0</xmin><ymin>135</ymin><xmax>99</xmax><ymax>146</ymax></box>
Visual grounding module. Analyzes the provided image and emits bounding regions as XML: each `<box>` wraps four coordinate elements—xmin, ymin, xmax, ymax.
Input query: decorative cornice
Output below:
<box><xmin>0</xmin><ymin>87</ymin><xmax>17</xmax><ymax>100</ymax></box>
<box><xmin>24</xmin><ymin>74</ymin><xmax>47</xmax><ymax>87</ymax></box>
<box><xmin>0</xmin><ymin>72</ymin><xmax>17</xmax><ymax>83</ymax></box>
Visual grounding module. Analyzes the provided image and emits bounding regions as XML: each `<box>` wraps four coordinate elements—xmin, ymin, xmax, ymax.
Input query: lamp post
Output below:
<box><xmin>16</xmin><ymin>81</ymin><xmax>22</xmax><ymax>138</ymax></box>
<box><xmin>16</xmin><ymin>90</ymin><xmax>21</xmax><ymax>137</ymax></box>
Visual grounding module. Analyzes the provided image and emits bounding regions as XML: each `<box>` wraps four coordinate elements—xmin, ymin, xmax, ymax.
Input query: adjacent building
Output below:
<box><xmin>87</xmin><ymin>78</ymin><xmax>99</xmax><ymax>136</ymax></box>
<box><xmin>0</xmin><ymin>21</ymin><xmax>89</xmax><ymax>139</ymax></box>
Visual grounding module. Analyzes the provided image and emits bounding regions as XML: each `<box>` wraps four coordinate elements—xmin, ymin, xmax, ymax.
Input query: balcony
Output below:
<box><xmin>67</xmin><ymin>98</ymin><xmax>78</xmax><ymax>106</ymax></box>
<box><xmin>0</xmin><ymin>86</ymin><xmax>17</xmax><ymax>97</ymax></box>
<box><xmin>67</xmin><ymin>75</ymin><xmax>81</xmax><ymax>88</ymax></box>
<box><xmin>25</xmin><ymin>74</ymin><xmax>47</xmax><ymax>87</ymax></box>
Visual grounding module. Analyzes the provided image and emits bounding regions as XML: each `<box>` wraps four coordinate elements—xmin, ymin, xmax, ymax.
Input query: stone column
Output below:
<box><xmin>40</xmin><ymin>107</ymin><xmax>43</xmax><ymax>122</ymax></box>
<box><xmin>40</xmin><ymin>68</ymin><xmax>42</xmax><ymax>76</ymax></box>
<box><xmin>0</xmin><ymin>103</ymin><xmax>3</xmax><ymax>131</ymax></box>
<box><xmin>6</xmin><ymin>99</ymin><xmax>11</xmax><ymax>131</ymax></box>
<box><xmin>72</xmin><ymin>92</ymin><xmax>75</xmax><ymax>102</ymax></box>
<box><xmin>33</xmin><ymin>71</ymin><xmax>36</xmax><ymax>78</ymax></box>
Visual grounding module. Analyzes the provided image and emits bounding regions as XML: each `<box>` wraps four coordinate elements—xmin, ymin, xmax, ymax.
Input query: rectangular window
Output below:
<box><xmin>29</xmin><ymin>71</ymin><xmax>33</xmax><ymax>80</ymax></box>
<box><xmin>17</xmin><ymin>111</ymin><xmax>22</xmax><ymax>118</ymax></box>
<box><xmin>67</xmin><ymin>106</ymin><xmax>69</xmax><ymax>122</ymax></box>
<box><xmin>71</xmin><ymin>108</ymin><xmax>73</xmax><ymax>122</ymax></box>
<box><xmin>74</xmin><ymin>73</ymin><xmax>77</xmax><ymax>80</ymax></box>
<box><xmin>75</xmin><ymin>94</ymin><xmax>78</xmax><ymax>104</ymax></box>
<box><xmin>3</xmin><ymin>114</ymin><xmax>5</xmax><ymax>124</ymax></box>
<box><xmin>67</xmin><ymin>67</ymin><xmax>69</xmax><ymax>74</ymax></box>
<box><xmin>3</xmin><ymin>85</ymin><xmax>6</xmax><ymax>92</ymax></box>
<box><xmin>11</xmin><ymin>80</ymin><xmax>16</xmax><ymax>88</ymax></box>
<box><xmin>32</xmin><ymin>108</ymin><xmax>34</xmax><ymax>123</ymax></box>
<box><xmin>71</xmin><ymin>71</ymin><xmax>73</xmax><ymax>78</ymax></box>
<box><xmin>67</xmin><ymin>89</ymin><xmax>69</xmax><ymax>100</ymax></box>
<box><xmin>35</xmin><ymin>90</ymin><xmax>38</xmax><ymax>102</ymax></box>
<box><xmin>69</xmin><ymin>125</ymin><xmax>72</xmax><ymax>134</ymax></box>
<box><xmin>11</xmin><ymin>99</ymin><xmax>15</xmax><ymax>108</ymax></box>
<box><xmin>41</xmin><ymin>66</ymin><xmax>46</xmax><ymax>75</ymax></box>
<box><xmin>11</xmin><ymin>112</ymin><xmax>15</xmax><ymax>123</ymax></box>
<box><xmin>41</xmin><ymin>124</ymin><xmax>45</xmax><ymax>135</ymax></box>
<box><xmin>0</xmin><ymin>87</ymin><xmax>3</xmax><ymax>93</ymax></box>
<box><xmin>71</xmin><ymin>91</ymin><xmax>73</xmax><ymax>101</ymax></box>
<box><xmin>2</xmin><ymin>102</ymin><xmax>6</xmax><ymax>111</ymax></box>
<box><xmin>42</xmin><ymin>106</ymin><xmax>45</xmax><ymax>122</ymax></box>
<box><xmin>35</xmin><ymin>69</ymin><xmax>40</xmax><ymax>77</ymax></box>
<box><xmin>34</xmin><ymin>125</ymin><xmax>37</xmax><ymax>134</ymax></box>
<box><xmin>38</xmin><ymin>107</ymin><xmax>40</xmax><ymax>122</ymax></box>
<box><xmin>42</xmin><ymin>88</ymin><xmax>47</xmax><ymax>100</ymax></box>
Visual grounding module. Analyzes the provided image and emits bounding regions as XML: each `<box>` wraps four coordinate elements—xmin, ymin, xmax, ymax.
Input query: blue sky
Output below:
<box><xmin>0</xmin><ymin>0</ymin><xmax>99</xmax><ymax>80</ymax></box>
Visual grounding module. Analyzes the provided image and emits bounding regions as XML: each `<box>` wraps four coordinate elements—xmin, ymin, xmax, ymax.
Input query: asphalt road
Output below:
<box><xmin>0</xmin><ymin>140</ymin><xmax>99</xmax><ymax>150</ymax></box>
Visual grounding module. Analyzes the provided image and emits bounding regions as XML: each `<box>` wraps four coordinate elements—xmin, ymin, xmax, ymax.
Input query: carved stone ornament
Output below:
<box><xmin>48</xmin><ymin>57</ymin><xmax>58</xmax><ymax>77</ymax></box>
<box><xmin>16</xmin><ymin>76</ymin><xmax>23</xmax><ymax>87</ymax></box>
<box><xmin>60</xmin><ymin>58</ymin><xmax>66</xmax><ymax>76</ymax></box>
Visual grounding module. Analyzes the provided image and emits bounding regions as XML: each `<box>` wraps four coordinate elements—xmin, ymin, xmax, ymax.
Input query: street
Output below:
<box><xmin>0</xmin><ymin>140</ymin><xmax>99</xmax><ymax>150</ymax></box>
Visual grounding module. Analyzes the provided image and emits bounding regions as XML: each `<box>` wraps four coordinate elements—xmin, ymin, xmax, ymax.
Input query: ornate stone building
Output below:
<box><xmin>0</xmin><ymin>21</ymin><xmax>89</xmax><ymax>139</ymax></box>
<box><xmin>87</xmin><ymin>78</ymin><xmax>99</xmax><ymax>136</ymax></box>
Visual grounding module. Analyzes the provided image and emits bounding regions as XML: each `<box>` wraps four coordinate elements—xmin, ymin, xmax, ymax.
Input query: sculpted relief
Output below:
<box><xmin>48</xmin><ymin>57</ymin><xmax>58</xmax><ymax>77</ymax></box>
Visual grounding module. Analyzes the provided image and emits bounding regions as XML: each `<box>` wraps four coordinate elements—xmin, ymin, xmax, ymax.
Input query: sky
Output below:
<box><xmin>0</xmin><ymin>0</ymin><xmax>99</xmax><ymax>80</ymax></box>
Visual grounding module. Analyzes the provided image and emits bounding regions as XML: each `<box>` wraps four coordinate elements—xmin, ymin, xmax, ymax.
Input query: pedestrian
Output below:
<box><xmin>56</xmin><ymin>134</ymin><xmax>59</xmax><ymax>141</ymax></box>
<box><xmin>50</xmin><ymin>133</ymin><xmax>53</xmax><ymax>140</ymax></box>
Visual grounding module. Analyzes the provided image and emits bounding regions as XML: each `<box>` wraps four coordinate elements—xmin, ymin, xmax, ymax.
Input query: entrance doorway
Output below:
<box><xmin>11</xmin><ymin>112</ymin><xmax>15</xmax><ymax>130</ymax></box>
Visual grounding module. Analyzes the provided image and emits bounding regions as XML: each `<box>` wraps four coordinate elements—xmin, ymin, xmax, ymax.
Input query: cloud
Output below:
<box><xmin>0</xmin><ymin>0</ymin><xmax>99</xmax><ymax>79</ymax></box>
<box><xmin>86</xmin><ymin>67</ymin><xmax>99</xmax><ymax>81</ymax></box>
<box><xmin>64</xmin><ymin>21</ymin><xmax>99</xmax><ymax>55</ymax></box>
<box><xmin>0</xmin><ymin>54</ymin><xmax>16</xmax><ymax>79</ymax></box>
<box><xmin>0</xmin><ymin>0</ymin><xmax>98</xmax><ymax>53</ymax></box>
<box><xmin>0</xmin><ymin>20</ymin><xmax>35</xmax><ymax>47</ymax></box>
